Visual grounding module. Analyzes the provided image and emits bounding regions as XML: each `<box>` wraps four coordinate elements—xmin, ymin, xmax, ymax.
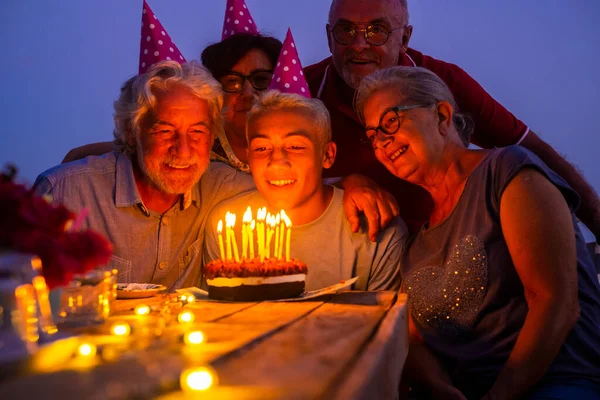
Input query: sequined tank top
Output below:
<box><xmin>401</xmin><ymin>146</ymin><xmax>600</xmax><ymax>393</ymax></box>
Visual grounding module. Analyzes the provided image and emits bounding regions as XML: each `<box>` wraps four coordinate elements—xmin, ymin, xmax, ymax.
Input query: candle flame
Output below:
<box><xmin>217</xmin><ymin>220</ymin><xmax>223</xmax><ymax>233</ymax></box>
<box><xmin>275</xmin><ymin>213</ymin><xmax>281</xmax><ymax>224</ymax></box>
<box><xmin>250</xmin><ymin>220</ymin><xmax>255</xmax><ymax>230</ymax></box>
<box><xmin>178</xmin><ymin>310</ymin><xmax>195</xmax><ymax>324</ymax></box>
<box><xmin>225</xmin><ymin>212</ymin><xmax>236</xmax><ymax>228</ymax></box>
<box><xmin>257</xmin><ymin>207</ymin><xmax>267</xmax><ymax>221</ymax></box>
<box><xmin>243</xmin><ymin>206</ymin><xmax>252</xmax><ymax>223</ymax></box>
<box><xmin>281</xmin><ymin>210</ymin><xmax>292</xmax><ymax>227</ymax></box>
<box><xmin>135</xmin><ymin>304</ymin><xmax>150</xmax><ymax>315</ymax></box>
<box><xmin>180</xmin><ymin>366</ymin><xmax>217</xmax><ymax>392</ymax></box>
<box><xmin>77</xmin><ymin>342</ymin><xmax>97</xmax><ymax>357</ymax></box>
<box><xmin>184</xmin><ymin>330</ymin><xmax>205</xmax><ymax>345</ymax></box>
<box><xmin>111</xmin><ymin>322</ymin><xmax>131</xmax><ymax>337</ymax></box>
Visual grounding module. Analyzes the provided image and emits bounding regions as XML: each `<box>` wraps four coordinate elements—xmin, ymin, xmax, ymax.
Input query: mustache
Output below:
<box><xmin>344</xmin><ymin>50</ymin><xmax>379</xmax><ymax>63</ymax></box>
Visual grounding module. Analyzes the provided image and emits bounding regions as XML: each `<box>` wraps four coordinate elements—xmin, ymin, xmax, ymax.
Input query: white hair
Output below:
<box><xmin>246</xmin><ymin>90</ymin><xmax>332</xmax><ymax>148</ymax></box>
<box><xmin>355</xmin><ymin>66</ymin><xmax>473</xmax><ymax>146</ymax></box>
<box><xmin>113</xmin><ymin>60</ymin><xmax>224</xmax><ymax>154</ymax></box>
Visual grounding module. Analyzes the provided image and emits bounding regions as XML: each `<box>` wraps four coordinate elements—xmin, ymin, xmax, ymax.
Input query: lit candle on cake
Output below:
<box><xmin>265</xmin><ymin>213</ymin><xmax>276</xmax><ymax>259</ymax></box>
<box><xmin>257</xmin><ymin>208</ymin><xmax>266</xmax><ymax>261</ymax></box>
<box><xmin>229</xmin><ymin>213</ymin><xmax>240</xmax><ymax>263</ymax></box>
<box><xmin>282</xmin><ymin>212</ymin><xmax>292</xmax><ymax>262</ymax></box>
<box><xmin>217</xmin><ymin>220</ymin><xmax>225</xmax><ymax>261</ymax></box>
<box><xmin>225</xmin><ymin>213</ymin><xmax>232</xmax><ymax>261</ymax></box>
<box><xmin>249</xmin><ymin>220</ymin><xmax>256</xmax><ymax>260</ymax></box>
<box><xmin>274</xmin><ymin>213</ymin><xmax>280</xmax><ymax>260</ymax></box>
<box><xmin>278</xmin><ymin>210</ymin><xmax>286</xmax><ymax>259</ymax></box>
<box><xmin>242</xmin><ymin>207</ymin><xmax>252</xmax><ymax>259</ymax></box>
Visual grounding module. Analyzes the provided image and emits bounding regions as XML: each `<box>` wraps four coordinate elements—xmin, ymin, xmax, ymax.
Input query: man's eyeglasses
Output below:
<box><xmin>219</xmin><ymin>70</ymin><xmax>273</xmax><ymax>93</ymax></box>
<box><xmin>362</xmin><ymin>104</ymin><xmax>433</xmax><ymax>149</ymax></box>
<box><xmin>329</xmin><ymin>22</ymin><xmax>404</xmax><ymax>46</ymax></box>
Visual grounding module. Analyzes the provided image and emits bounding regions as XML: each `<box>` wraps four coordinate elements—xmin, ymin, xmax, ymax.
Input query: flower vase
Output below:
<box><xmin>0</xmin><ymin>251</ymin><xmax>57</xmax><ymax>362</ymax></box>
<box><xmin>54</xmin><ymin>268</ymin><xmax>117</xmax><ymax>327</ymax></box>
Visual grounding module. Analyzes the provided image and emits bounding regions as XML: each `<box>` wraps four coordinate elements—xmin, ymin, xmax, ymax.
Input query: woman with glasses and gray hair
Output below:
<box><xmin>355</xmin><ymin>66</ymin><xmax>600</xmax><ymax>399</ymax></box>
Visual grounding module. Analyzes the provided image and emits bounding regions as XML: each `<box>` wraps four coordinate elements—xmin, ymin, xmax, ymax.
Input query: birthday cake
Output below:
<box><xmin>207</xmin><ymin>207</ymin><xmax>306</xmax><ymax>301</ymax></box>
<box><xmin>204</xmin><ymin>258</ymin><xmax>307</xmax><ymax>301</ymax></box>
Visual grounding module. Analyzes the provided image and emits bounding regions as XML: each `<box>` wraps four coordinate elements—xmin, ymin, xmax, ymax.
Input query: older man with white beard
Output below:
<box><xmin>34</xmin><ymin>61</ymin><xmax>254</xmax><ymax>290</ymax></box>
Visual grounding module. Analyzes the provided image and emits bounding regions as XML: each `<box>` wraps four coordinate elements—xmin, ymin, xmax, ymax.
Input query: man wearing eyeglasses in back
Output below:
<box><xmin>305</xmin><ymin>0</ymin><xmax>600</xmax><ymax>238</ymax></box>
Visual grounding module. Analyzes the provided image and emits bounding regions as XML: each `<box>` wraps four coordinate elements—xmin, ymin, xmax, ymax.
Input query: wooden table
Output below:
<box><xmin>0</xmin><ymin>291</ymin><xmax>408</xmax><ymax>399</ymax></box>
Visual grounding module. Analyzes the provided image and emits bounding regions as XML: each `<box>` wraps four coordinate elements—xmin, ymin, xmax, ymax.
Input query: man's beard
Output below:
<box><xmin>341</xmin><ymin>50</ymin><xmax>380</xmax><ymax>89</ymax></box>
<box><xmin>342</xmin><ymin>71</ymin><xmax>365</xmax><ymax>90</ymax></box>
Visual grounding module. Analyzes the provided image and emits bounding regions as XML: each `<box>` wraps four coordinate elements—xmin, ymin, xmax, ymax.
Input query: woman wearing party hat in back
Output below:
<box><xmin>201</xmin><ymin>0</ymin><xmax>283</xmax><ymax>173</ymax></box>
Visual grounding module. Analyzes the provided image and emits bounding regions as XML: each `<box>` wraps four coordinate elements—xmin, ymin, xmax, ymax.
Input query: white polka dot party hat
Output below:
<box><xmin>269</xmin><ymin>28</ymin><xmax>310</xmax><ymax>98</ymax></box>
<box><xmin>222</xmin><ymin>0</ymin><xmax>259</xmax><ymax>40</ymax></box>
<box><xmin>139</xmin><ymin>0</ymin><xmax>186</xmax><ymax>74</ymax></box>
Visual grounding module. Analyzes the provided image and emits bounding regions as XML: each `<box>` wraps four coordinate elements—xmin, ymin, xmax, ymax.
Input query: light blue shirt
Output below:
<box><xmin>34</xmin><ymin>151</ymin><xmax>254</xmax><ymax>290</ymax></box>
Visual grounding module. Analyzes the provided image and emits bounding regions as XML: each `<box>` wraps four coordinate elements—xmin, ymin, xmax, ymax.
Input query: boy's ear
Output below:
<box><xmin>322</xmin><ymin>141</ymin><xmax>337</xmax><ymax>169</ymax></box>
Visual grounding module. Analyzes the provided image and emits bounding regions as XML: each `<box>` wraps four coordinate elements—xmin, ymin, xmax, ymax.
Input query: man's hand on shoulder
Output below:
<box><xmin>339</xmin><ymin>174</ymin><xmax>399</xmax><ymax>242</ymax></box>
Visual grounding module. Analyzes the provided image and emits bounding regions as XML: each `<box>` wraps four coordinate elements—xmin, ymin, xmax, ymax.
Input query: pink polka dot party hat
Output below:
<box><xmin>139</xmin><ymin>0</ymin><xmax>186</xmax><ymax>74</ymax></box>
<box><xmin>222</xmin><ymin>0</ymin><xmax>259</xmax><ymax>40</ymax></box>
<box><xmin>269</xmin><ymin>28</ymin><xmax>310</xmax><ymax>98</ymax></box>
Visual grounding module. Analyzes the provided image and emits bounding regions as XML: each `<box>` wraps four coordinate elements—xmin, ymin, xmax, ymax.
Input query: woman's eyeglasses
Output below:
<box><xmin>219</xmin><ymin>70</ymin><xmax>273</xmax><ymax>93</ymax></box>
<box><xmin>362</xmin><ymin>104</ymin><xmax>433</xmax><ymax>149</ymax></box>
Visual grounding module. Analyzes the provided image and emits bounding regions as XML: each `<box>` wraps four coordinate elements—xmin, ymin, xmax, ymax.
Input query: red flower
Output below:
<box><xmin>1</xmin><ymin>167</ymin><xmax>113</xmax><ymax>289</ymax></box>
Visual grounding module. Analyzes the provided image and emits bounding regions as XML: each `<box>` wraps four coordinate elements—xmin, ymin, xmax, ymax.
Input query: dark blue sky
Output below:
<box><xmin>1</xmin><ymin>0</ymin><xmax>599</xmax><ymax>194</ymax></box>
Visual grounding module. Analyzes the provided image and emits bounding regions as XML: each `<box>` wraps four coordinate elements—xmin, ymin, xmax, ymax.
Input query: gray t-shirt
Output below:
<box><xmin>34</xmin><ymin>152</ymin><xmax>255</xmax><ymax>290</ymax></box>
<box><xmin>402</xmin><ymin>146</ymin><xmax>600</xmax><ymax>395</ymax></box>
<box><xmin>204</xmin><ymin>187</ymin><xmax>408</xmax><ymax>291</ymax></box>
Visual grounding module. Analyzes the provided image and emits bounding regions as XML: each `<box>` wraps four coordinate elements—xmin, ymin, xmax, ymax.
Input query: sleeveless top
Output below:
<box><xmin>401</xmin><ymin>146</ymin><xmax>600</xmax><ymax>394</ymax></box>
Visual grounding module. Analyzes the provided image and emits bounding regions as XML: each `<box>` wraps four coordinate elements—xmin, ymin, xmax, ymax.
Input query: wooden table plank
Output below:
<box><xmin>211</xmin><ymin>291</ymin><xmax>397</xmax><ymax>399</ymax></box>
<box><xmin>0</xmin><ymin>292</ymin><xmax>409</xmax><ymax>400</ymax></box>
<box><xmin>185</xmin><ymin>300</ymin><xmax>260</xmax><ymax>323</ymax></box>
<box><xmin>328</xmin><ymin>293</ymin><xmax>408</xmax><ymax>400</ymax></box>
